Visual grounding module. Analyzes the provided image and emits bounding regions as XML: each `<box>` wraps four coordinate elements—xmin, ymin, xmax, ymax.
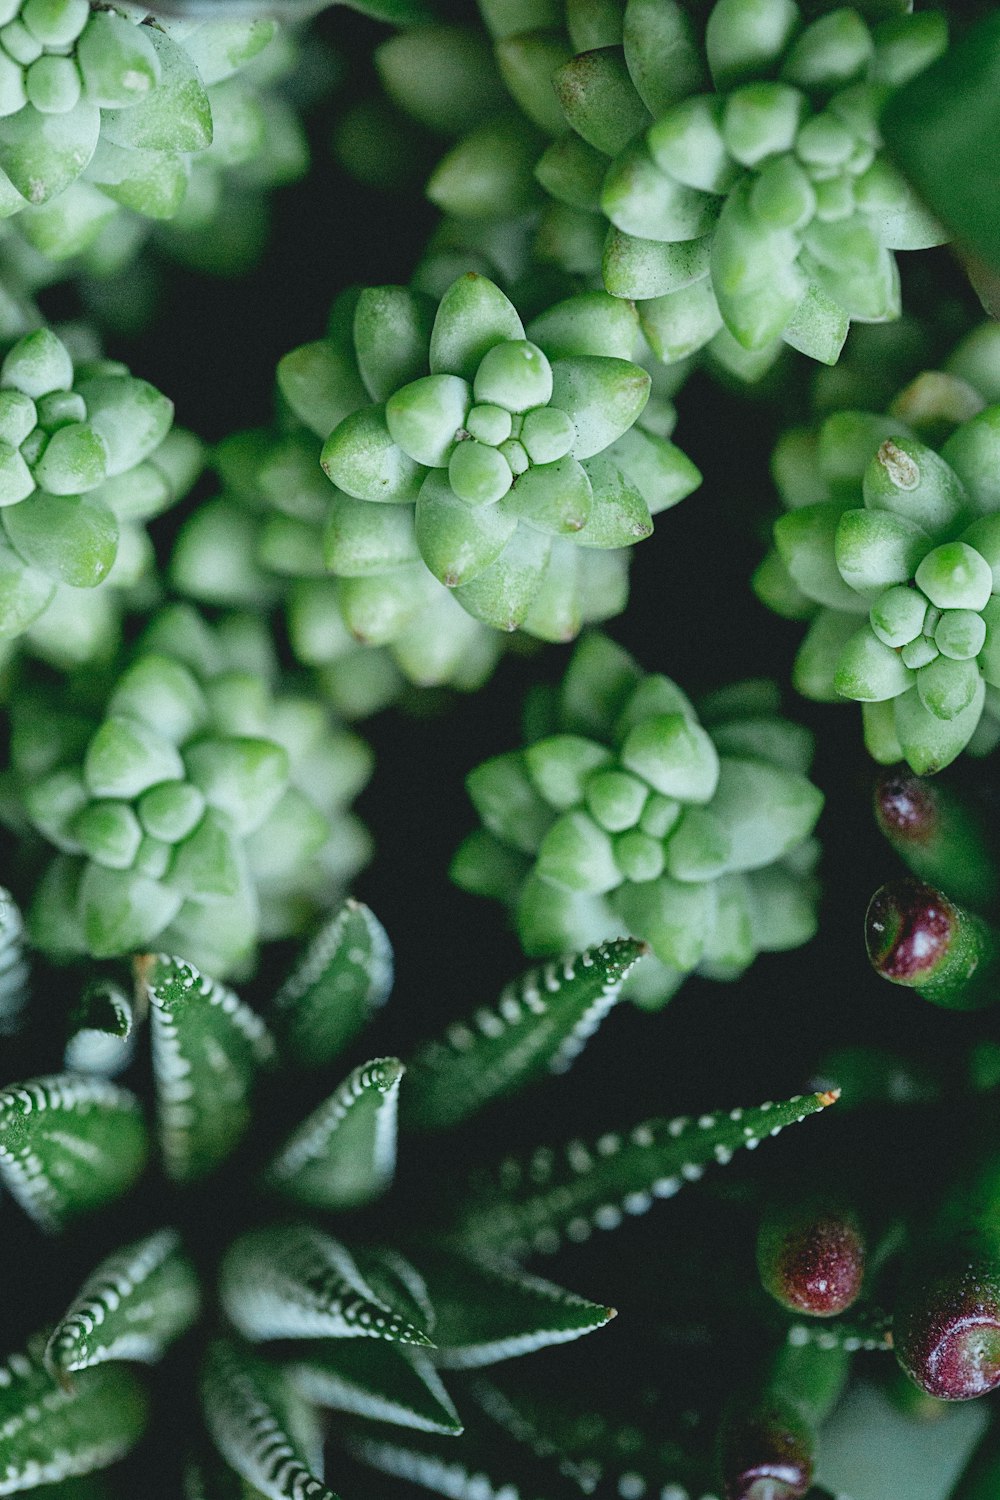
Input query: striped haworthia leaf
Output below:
<box><xmin>405</xmin><ymin>1249</ymin><xmax>615</xmax><ymax>1369</ymax></box>
<box><xmin>45</xmin><ymin>1229</ymin><xmax>201</xmax><ymax>1378</ymax></box>
<box><xmin>0</xmin><ymin>1075</ymin><xmax>149</xmax><ymax>1232</ymax></box>
<box><xmin>201</xmin><ymin>1340</ymin><xmax>335</xmax><ymax>1500</ymax></box>
<box><xmin>137</xmin><ymin>954</ymin><xmax>276</xmax><ymax>1184</ymax></box>
<box><xmin>289</xmin><ymin>1340</ymin><xmax>462</xmax><ymax>1435</ymax></box>
<box><xmin>340</xmin><ymin>1417</ymin><xmax>584</xmax><ymax>1500</ymax></box>
<box><xmin>785</xmin><ymin>1309</ymin><xmax>893</xmax><ymax>1355</ymax></box>
<box><xmin>404</xmin><ymin>939</ymin><xmax>646</xmax><ymax>1132</ymax></box>
<box><xmin>0</xmin><ymin>889</ymin><xmax>28</xmax><ymax>1038</ymax></box>
<box><xmin>454</xmin><ymin>1091</ymin><xmax>840</xmax><ymax>1258</ymax></box>
<box><xmin>0</xmin><ymin>1345</ymin><xmax>148</xmax><ymax>1494</ymax></box>
<box><xmin>64</xmin><ymin>980</ymin><xmax>135</xmax><ymax>1078</ymax></box>
<box><xmin>265</xmin><ymin>1058</ymin><xmax>404</xmax><ymax>1211</ymax></box>
<box><xmin>219</xmin><ymin>1225</ymin><xmax>433</xmax><ymax>1346</ymax></box>
<box><xmin>270</xmin><ymin>900</ymin><xmax>392</xmax><ymax>1069</ymax></box>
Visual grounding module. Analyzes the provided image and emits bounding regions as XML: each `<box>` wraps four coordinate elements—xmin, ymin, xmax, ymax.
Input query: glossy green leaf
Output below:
<box><xmin>290</xmin><ymin>1341</ymin><xmax>462</xmax><ymax>1435</ymax></box>
<box><xmin>219</xmin><ymin>1225</ymin><xmax>433</xmax><ymax>1346</ymax></box>
<box><xmin>404</xmin><ymin>939</ymin><xmax>645</xmax><ymax>1132</ymax></box>
<box><xmin>407</xmin><ymin>1248</ymin><xmax>614</xmax><ymax>1368</ymax></box>
<box><xmin>270</xmin><ymin>900</ymin><xmax>393</xmax><ymax>1067</ymax></box>
<box><xmin>138</xmin><ymin>953</ymin><xmax>276</xmax><ymax>1184</ymax></box>
<box><xmin>0</xmin><ymin>1074</ymin><xmax>148</xmax><ymax>1231</ymax></box>
<box><xmin>0</xmin><ymin>1346</ymin><xmax>148</xmax><ymax>1492</ymax></box>
<box><xmin>454</xmin><ymin>1089</ymin><xmax>839</xmax><ymax>1257</ymax></box>
<box><xmin>201</xmin><ymin>1340</ymin><xmax>335</xmax><ymax>1500</ymax></box>
<box><xmin>45</xmin><ymin>1228</ymin><xmax>200</xmax><ymax>1376</ymax></box>
<box><xmin>265</xmin><ymin>1057</ymin><xmax>403</xmax><ymax>1211</ymax></box>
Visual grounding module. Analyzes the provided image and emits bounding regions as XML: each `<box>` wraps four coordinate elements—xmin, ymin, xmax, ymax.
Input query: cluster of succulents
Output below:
<box><xmin>0</xmin><ymin>2</ymin><xmax>999</xmax><ymax>1499</ymax></box>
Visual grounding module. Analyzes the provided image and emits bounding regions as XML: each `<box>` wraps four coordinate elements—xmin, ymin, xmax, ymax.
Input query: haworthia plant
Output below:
<box><xmin>453</xmin><ymin>632</ymin><xmax>823</xmax><ymax>1007</ymax></box>
<box><xmin>755</xmin><ymin>321</ymin><xmax>1000</xmax><ymax>771</ymax></box>
<box><xmin>8</xmin><ymin>602</ymin><xmax>373</xmax><ymax>974</ymax></box>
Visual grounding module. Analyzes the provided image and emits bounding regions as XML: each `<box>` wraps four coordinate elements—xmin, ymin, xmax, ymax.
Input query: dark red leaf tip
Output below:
<box><xmin>865</xmin><ymin>879</ymin><xmax>956</xmax><ymax>982</ymax></box>
<box><xmin>897</xmin><ymin>1284</ymin><xmax>1000</xmax><ymax>1400</ymax></box>
<box><xmin>761</xmin><ymin>1210</ymin><xmax>865</xmax><ymax>1318</ymax></box>
<box><xmin>874</xmin><ymin>770</ymin><xmax>937</xmax><ymax>845</ymax></box>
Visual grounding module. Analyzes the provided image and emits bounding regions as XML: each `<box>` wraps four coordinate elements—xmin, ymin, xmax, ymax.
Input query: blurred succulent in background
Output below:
<box><xmin>4</xmin><ymin>603</ymin><xmax>372</xmax><ymax>975</ymax></box>
<box><xmin>756</xmin><ymin>322</ymin><xmax>1000</xmax><ymax>774</ymax></box>
<box><xmin>453</xmin><ymin>632</ymin><xmax>823</xmax><ymax>1009</ymax></box>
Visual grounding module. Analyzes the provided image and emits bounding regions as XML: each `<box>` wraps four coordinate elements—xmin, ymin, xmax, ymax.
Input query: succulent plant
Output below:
<box><xmin>0</xmin><ymin>894</ymin><xmax>656</xmax><ymax>1494</ymax></box>
<box><xmin>277</xmin><ymin>271</ymin><xmax>699</xmax><ymax>648</ymax></box>
<box><xmin>5</xmin><ymin>602</ymin><xmax>372</xmax><ymax>975</ymax></box>
<box><xmin>755</xmin><ymin>322</ymin><xmax>1000</xmax><ymax>774</ymax></box>
<box><xmin>0</xmin><ymin>323</ymin><xmax>204</xmax><ymax>664</ymax></box>
<box><xmin>453</xmin><ymin>632</ymin><xmax>823</xmax><ymax>1008</ymax></box>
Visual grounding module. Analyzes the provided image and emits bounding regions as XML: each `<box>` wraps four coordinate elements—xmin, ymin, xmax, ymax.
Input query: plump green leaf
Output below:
<box><xmin>270</xmin><ymin>900</ymin><xmax>393</xmax><ymax>1068</ymax></box>
<box><xmin>138</xmin><ymin>953</ymin><xmax>276</xmax><ymax>1184</ymax></box>
<box><xmin>201</xmin><ymin>1340</ymin><xmax>335</xmax><ymax>1500</ymax></box>
<box><xmin>0</xmin><ymin>1074</ymin><xmax>148</xmax><ymax>1231</ymax></box>
<box><xmin>219</xmin><ymin>1225</ymin><xmax>433</xmax><ymax>1346</ymax></box>
<box><xmin>265</xmin><ymin>1057</ymin><xmax>403</xmax><ymax>1211</ymax></box>
<box><xmin>290</xmin><ymin>1341</ymin><xmax>462</xmax><ymax>1435</ymax></box>
<box><xmin>0</xmin><ymin>1346</ymin><xmax>148</xmax><ymax>1492</ymax></box>
<box><xmin>45</xmin><ymin>1229</ymin><xmax>200</xmax><ymax>1376</ymax></box>
<box><xmin>429</xmin><ymin>275</ymin><xmax>524</xmax><ymax>384</ymax></box>
<box><xmin>406</xmin><ymin>1248</ymin><xmax>614</xmax><ymax>1368</ymax></box>
<box><xmin>453</xmin><ymin>1089</ymin><xmax>839</xmax><ymax>1257</ymax></box>
<box><xmin>404</xmin><ymin>939</ymin><xmax>645</xmax><ymax>1132</ymax></box>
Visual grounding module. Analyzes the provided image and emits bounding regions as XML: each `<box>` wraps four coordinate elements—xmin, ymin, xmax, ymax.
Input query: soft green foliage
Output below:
<box><xmin>9</xmin><ymin>602</ymin><xmax>373</xmax><ymax>974</ymax></box>
<box><xmin>279</xmin><ymin>273</ymin><xmax>699</xmax><ymax>646</ymax></box>
<box><xmin>756</xmin><ymin>322</ymin><xmax>1000</xmax><ymax>772</ymax></box>
<box><xmin>454</xmin><ymin>632</ymin><xmax>822</xmax><ymax>1007</ymax></box>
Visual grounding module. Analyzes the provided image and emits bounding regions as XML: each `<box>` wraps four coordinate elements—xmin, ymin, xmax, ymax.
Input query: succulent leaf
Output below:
<box><xmin>289</xmin><ymin>1341</ymin><xmax>463</xmax><ymax>1436</ymax></box>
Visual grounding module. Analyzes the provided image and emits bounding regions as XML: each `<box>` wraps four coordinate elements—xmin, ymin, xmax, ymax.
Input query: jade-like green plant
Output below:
<box><xmin>756</xmin><ymin>323</ymin><xmax>1000</xmax><ymax>773</ymax></box>
<box><xmin>0</xmin><ymin>324</ymin><xmax>203</xmax><ymax>663</ymax></box>
<box><xmin>6</xmin><ymin>602</ymin><xmax>372</xmax><ymax>974</ymax></box>
<box><xmin>0</xmin><ymin>894</ymin><xmax>650</xmax><ymax>1494</ymax></box>
<box><xmin>453</xmin><ymin>632</ymin><xmax>823</xmax><ymax>1008</ymax></box>
<box><xmin>277</xmin><ymin>271</ymin><xmax>699</xmax><ymax>649</ymax></box>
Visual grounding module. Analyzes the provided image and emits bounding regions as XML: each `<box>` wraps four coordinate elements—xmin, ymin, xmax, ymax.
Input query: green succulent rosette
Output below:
<box><xmin>7</xmin><ymin>602</ymin><xmax>373</xmax><ymax>975</ymax></box>
<box><xmin>453</xmin><ymin>632</ymin><xmax>823</xmax><ymax>1009</ymax></box>
<box><xmin>0</xmin><ymin>897</ymin><xmax>631</xmax><ymax>1495</ymax></box>
<box><xmin>287</xmin><ymin>272</ymin><xmax>699</xmax><ymax>647</ymax></box>
<box><xmin>0</xmin><ymin>323</ymin><xmax>204</xmax><ymax>668</ymax></box>
<box><xmin>756</xmin><ymin>322</ymin><xmax>1000</xmax><ymax>774</ymax></box>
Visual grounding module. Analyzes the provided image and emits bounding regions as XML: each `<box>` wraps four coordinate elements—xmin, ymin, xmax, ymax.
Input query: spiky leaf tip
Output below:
<box><xmin>455</xmin><ymin>1090</ymin><xmax>839</xmax><ymax>1259</ymax></box>
<box><xmin>200</xmin><ymin>1340</ymin><xmax>335</xmax><ymax>1500</ymax></box>
<box><xmin>0</xmin><ymin>1345</ymin><xmax>148</xmax><ymax>1493</ymax></box>
<box><xmin>136</xmin><ymin>952</ymin><xmax>276</xmax><ymax>1184</ymax></box>
<box><xmin>0</xmin><ymin>1074</ymin><xmax>149</xmax><ymax>1232</ymax></box>
<box><xmin>265</xmin><ymin>1058</ymin><xmax>403</xmax><ymax>1212</ymax></box>
<box><xmin>45</xmin><ymin>1229</ymin><xmax>201</xmax><ymax>1379</ymax></box>
<box><xmin>289</xmin><ymin>1340</ymin><xmax>462</xmax><ymax>1436</ymax></box>
<box><xmin>404</xmin><ymin>938</ymin><xmax>647</xmax><ymax>1132</ymax></box>
<box><xmin>219</xmin><ymin>1224</ymin><xmax>433</xmax><ymax>1346</ymax></box>
<box><xmin>406</xmin><ymin>1248</ymin><xmax>615</xmax><ymax>1369</ymax></box>
<box><xmin>269</xmin><ymin>899</ymin><xmax>393</xmax><ymax>1069</ymax></box>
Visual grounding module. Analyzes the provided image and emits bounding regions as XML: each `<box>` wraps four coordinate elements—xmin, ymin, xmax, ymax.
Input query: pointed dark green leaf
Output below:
<box><xmin>45</xmin><ymin>1229</ymin><xmax>200</xmax><ymax>1377</ymax></box>
<box><xmin>270</xmin><ymin>900</ymin><xmax>393</xmax><ymax>1068</ymax></box>
<box><xmin>64</xmin><ymin>978</ymin><xmax>134</xmax><ymax>1077</ymax></box>
<box><xmin>219</xmin><ymin>1225</ymin><xmax>433</xmax><ymax>1346</ymax></box>
<box><xmin>0</xmin><ymin>1345</ymin><xmax>148</xmax><ymax>1491</ymax></box>
<box><xmin>406</xmin><ymin>1248</ymin><xmax>614</xmax><ymax>1368</ymax></box>
<box><xmin>0</xmin><ymin>886</ymin><xmax>29</xmax><ymax>1037</ymax></box>
<box><xmin>0</xmin><ymin>1075</ymin><xmax>148</xmax><ymax>1232</ymax></box>
<box><xmin>265</xmin><ymin>1058</ymin><xmax>403</xmax><ymax>1212</ymax></box>
<box><xmin>454</xmin><ymin>1090</ymin><xmax>839</xmax><ymax>1258</ymax></box>
<box><xmin>404</xmin><ymin>939</ymin><xmax>646</xmax><ymax>1132</ymax></box>
<box><xmin>137</xmin><ymin>953</ymin><xmax>276</xmax><ymax>1184</ymax></box>
<box><xmin>201</xmin><ymin>1340</ymin><xmax>335</xmax><ymax>1500</ymax></box>
<box><xmin>340</xmin><ymin>1415</ymin><xmax>582</xmax><ymax>1500</ymax></box>
<box><xmin>290</xmin><ymin>1341</ymin><xmax>462</xmax><ymax>1435</ymax></box>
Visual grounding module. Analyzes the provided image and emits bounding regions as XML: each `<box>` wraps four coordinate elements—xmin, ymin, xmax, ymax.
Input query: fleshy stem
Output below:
<box><xmin>865</xmin><ymin>878</ymin><xmax>1000</xmax><ymax>1011</ymax></box>
<box><xmin>716</xmin><ymin>1340</ymin><xmax>850</xmax><ymax>1500</ymax></box>
<box><xmin>874</xmin><ymin>769</ymin><xmax>1000</xmax><ymax>912</ymax></box>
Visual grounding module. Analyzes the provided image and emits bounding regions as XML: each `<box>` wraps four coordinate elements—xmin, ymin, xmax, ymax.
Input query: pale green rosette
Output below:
<box><xmin>0</xmin><ymin>323</ymin><xmax>203</xmax><ymax>668</ymax></box>
<box><xmin>756</xmin><ymin>322</ymin><xmax>1000</xmax><ymax>774</ymax></box>
<box><xmin>8</xmin><ymin>602</ymin><xmax>373</xmax><ymax>975</ymax></box>
<box><xmin>289</xmin><ymin>273</ymin><xmax>699</xmax><ymax>649</ymax></box>
<box><xmin>453</xmin><ymin>632</ymin><xmax>823</xmax><ymax>1009</ymax></box>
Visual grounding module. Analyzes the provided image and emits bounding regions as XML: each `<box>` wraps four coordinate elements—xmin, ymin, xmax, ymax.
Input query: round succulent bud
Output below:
<box><xmin>757</xmin><ymin>1200</ymin><xmax>866</xmax><ymax>1317</ymax></box>
<box><xmin>453</xmin><ymin>635</ymin><xmax>822</xmax><ymax>1008</ymax></box>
